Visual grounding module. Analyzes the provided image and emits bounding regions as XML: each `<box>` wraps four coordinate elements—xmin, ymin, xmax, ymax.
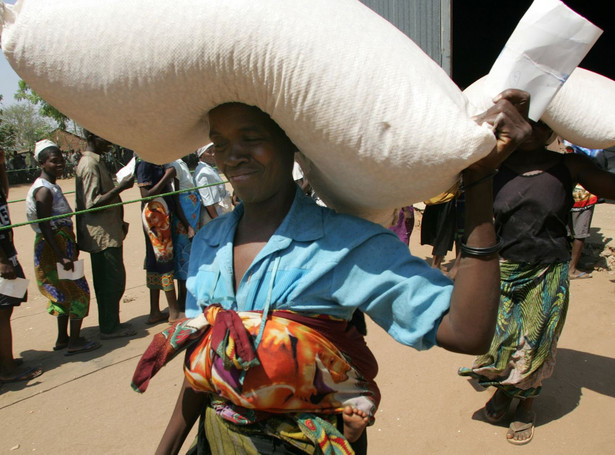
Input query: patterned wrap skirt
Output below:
<box><xmin>459</xmin><ymin>260</ymin><xmax>569</xmax><ymax>398</ymax></box>
<box><xmin>34</xmin><ymin>226</ymin><xmax>90</xmax><ymax>319</ymax></box>
<box><xmin>142</xmin><ymin>198</ymin><xmax>175</xmax><ymax>291</ymax></box>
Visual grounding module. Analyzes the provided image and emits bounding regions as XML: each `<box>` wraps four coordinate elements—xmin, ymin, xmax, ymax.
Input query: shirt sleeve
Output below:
<box><xmin>136</xmin><ymin>161</ymin><xmax>152</xmax><ymax>188</ymax></box>
<box><xmin>331</xmin><ymin>232</ymin><xmax>452</xmax><ymax>350</ymax></box>
<box><xmin>79</xmin><ymin>165</ymin><xmax>102</xmax><ymax>209</ymax></box>
<box><xmin>195</xmin><ymin>170</ymin><xmax>218</xmax><ymax>206</ymax></box>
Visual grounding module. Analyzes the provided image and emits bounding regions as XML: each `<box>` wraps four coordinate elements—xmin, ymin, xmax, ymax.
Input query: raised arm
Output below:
<box><xmin>566</xmin><ymin>152</ymin><xmax>615</xmax><ymax>201</ymax></box>
<box><xmin>139</xmin><ymin>166</ymin><xmax>177</xmax><ymax>199</ymax></box>
<box><xmin>92</xmin><ymin>176</ymin><xmax>134</xmax><ymax>209</ymax></box>
<box><xmin>436</xmin><ymin>90</ymin><xmax>532</xmax><ymax>354</ymax></box>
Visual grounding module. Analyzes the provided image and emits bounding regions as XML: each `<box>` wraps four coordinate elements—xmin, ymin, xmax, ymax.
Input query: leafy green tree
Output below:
<box><xmin>1</xmin><ymin>103</ymin><xmax>54</xmax><ymax>151</ymax></box>
<box><xmin>15</xmin><ymin>80</ymin><xmax>69</xmax><ymax>130</ymax></box>
<box><xmin>0</xmin><ymin>94</ymin><xmax>18</xmax><ymax>151</ymax></box>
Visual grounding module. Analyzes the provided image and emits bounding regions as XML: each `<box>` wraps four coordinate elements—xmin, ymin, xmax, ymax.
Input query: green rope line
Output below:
<box><xmin>0</xmin><ymin>180</ymin><xmax>229</xmax><ymax>231</ymax></box>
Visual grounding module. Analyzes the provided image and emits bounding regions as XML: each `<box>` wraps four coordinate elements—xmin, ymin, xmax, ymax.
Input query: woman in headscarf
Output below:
<box><xmin>26</xmin><ymin>140</ymin><xmax>99</xmax><ymax>355</ymax></box>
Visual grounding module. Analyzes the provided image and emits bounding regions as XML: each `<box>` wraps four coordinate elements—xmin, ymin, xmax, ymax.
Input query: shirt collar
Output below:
<box><xmin>203</xmin><ymin>186</ymin><xmax>325</xmax><ymax>249</ymax></box>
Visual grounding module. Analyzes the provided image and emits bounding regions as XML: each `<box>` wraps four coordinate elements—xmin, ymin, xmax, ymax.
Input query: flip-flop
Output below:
<box><xmin>65</xmin><ymin>341</ymin><xmax>101</xmax><ymax>356</ymax></box>
<box><xmin>507</xmin><ymin>412</ymin><xmax>535</xmax><ymax>445</ymax></box>
<box><xmin>570</xmin><ymin>271</ymin><xmax>592</xmax><ymax>280</ymax></box>
<box><xmin>0</xmin><ymin>366</ymin><xmax>43</xmax><ymax>383</ymax></box>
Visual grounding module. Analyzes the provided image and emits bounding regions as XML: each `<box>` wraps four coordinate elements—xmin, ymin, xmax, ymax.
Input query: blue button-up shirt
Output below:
<box><xmin>186</xmin><ymin>188</ymin><xmax>452</xmax><ymax>350</ymax></box>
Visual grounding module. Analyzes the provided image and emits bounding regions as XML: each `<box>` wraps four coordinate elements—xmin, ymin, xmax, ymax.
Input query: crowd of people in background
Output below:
<box><xmin>0</xmin><ymin>137</ymin><xmax>235</xmax><ymax>383</ymax></box>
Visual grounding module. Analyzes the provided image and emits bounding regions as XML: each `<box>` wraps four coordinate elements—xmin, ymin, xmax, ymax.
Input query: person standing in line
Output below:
<box><xmin>564</xmin><ymin>141</ymin><xmax>606</xmax><ymax>279</ymax></box>
<box><xmin>459</xmin><ymin>121</ymin><xmax>615</xmax><ymax>445</ymax></box>
<box><xmin>26</xmin><ymin>140</ymin><xmax>99</xmax><ymax>355</ymax></box>
<box><xmin>388</xmin><ymin>206</ymin><xmax>415</xmax><ymax>245</ymax></box>
<box><xmin>168</xmin><ymin>157</ymin><xmax>199</xmax><ymax>311</ymax></box>
<box><xmin>135</xmin><ymin>159</ymin><xmax>182</xmax><ymax>324</ymax></box>
<box><xmin>193</xmin><ymin>144</ymin><xmax>233</xmax><ymax>229</ymax></box>
<box><xmin>0</xmin><ymin>147</ymin><xmax>44</xmax><ymax>382</ymax></box>
<box><xmin>75</xmin><ymin>130</ymin><xmax>136</xmax><ymax>339</ymax></box>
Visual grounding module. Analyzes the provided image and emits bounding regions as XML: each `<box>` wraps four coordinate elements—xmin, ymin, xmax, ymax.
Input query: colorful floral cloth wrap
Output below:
<box><xmin>132</xmin><ymin>305</ymin><xmax>379</xmax><ymax>453</ymax></box>
<box><xmin>141</xmin><ymin>197</ymin><xmax>173</xmax><ymax>262</ymax></box>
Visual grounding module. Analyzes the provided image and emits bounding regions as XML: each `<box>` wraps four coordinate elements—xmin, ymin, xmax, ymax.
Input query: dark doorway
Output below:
<box><xmin>452</xmin><ymin>1</ymin><xmax>614</xmax><ymax>89</ymax></box>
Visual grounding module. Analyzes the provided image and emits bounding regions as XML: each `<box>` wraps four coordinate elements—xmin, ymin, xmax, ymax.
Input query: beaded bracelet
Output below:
<box><xmin>459</xmin><ymin>169</ymin><xmax>499</xmax><ymax>192</ymax></box>
<box><xmin>460</xmin><ymin>236</ymin><xmax>504</xmax><ymax>257</ymax></box>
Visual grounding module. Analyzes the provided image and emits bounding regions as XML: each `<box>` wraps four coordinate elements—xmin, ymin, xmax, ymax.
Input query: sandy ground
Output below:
<box><xmin>1</xmin><ymin>178</ymin><xmax>614</xmax><ymax>454</ymax></box>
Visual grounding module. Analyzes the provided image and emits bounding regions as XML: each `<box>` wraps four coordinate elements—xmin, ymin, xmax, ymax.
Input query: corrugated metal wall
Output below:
<box><xmin>359</xmin><ymin>0</ymin><xmax>451</xmax><ymax>74</ymax></box>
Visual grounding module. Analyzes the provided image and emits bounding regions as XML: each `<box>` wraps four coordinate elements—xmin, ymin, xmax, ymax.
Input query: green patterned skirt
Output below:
<box><xmin>459</xmin><ymin>260</ymin><xmax>569</xmax><ymax>398</ymax></box>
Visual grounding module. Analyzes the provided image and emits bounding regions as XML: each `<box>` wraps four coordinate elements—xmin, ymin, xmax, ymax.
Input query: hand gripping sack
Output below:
<box><xmin>1</xmin><ymin>0</ymin><xmax>496</xmax><ymax>223</ymax></box>
<box><xmin>464</xmin><ymin>68</ymin><xmax>615</xmax><ymax>150</ymax></box>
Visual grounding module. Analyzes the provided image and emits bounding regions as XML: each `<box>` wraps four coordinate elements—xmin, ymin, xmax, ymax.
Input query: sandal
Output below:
<box><xmin>65</xmin><ymin>340</ymin><xmax>101</xmax><ymax>356</ymax></box>
<box><xmin>0</xmin><ymin>366</ymin><xmax>43</xmax><ymax>383</ymax></box>
<box><xmin>506</xmin><ymin>411</ymin><xmax>536</xmax><ymax>445</ymax></box>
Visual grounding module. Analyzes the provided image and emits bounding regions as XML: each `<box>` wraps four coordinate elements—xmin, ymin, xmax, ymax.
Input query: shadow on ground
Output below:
<box><xmin>0</xmin><ymin>314</ymin><xmax>157</xmax><ymax>395</ymax></box>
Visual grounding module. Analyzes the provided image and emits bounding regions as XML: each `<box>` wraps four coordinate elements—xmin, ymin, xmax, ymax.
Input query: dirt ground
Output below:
<box><xmin>1</xmin><ymin>178</ymin><xmax>614</xmax><ymax>454</ymax></box>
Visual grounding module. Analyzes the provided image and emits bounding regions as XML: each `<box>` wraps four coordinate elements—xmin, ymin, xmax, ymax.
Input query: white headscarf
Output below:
<box><xmin>196</xmin><ymin>143</ymin><xmax>214</xmax><ymax>158</ymax></box>
<box><xmin>34</xmin><ymin>139</ymin><xmax>60</xmax><ymax>161</ymax></box>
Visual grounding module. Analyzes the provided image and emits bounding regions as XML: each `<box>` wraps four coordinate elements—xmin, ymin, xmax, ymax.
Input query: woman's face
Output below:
<box><xmin>41</xmin><ymin>150</ymin><xmax>65</xmax><ymax>178</ymax></box>
<box><xmin>208</xmin><ymin>103</ymin><xmax>295</xmax><ymax>204</ymax></box>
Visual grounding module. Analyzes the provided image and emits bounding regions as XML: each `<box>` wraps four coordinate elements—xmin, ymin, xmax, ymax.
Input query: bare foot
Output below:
<box><xmin>484</xmin><ymin>389</ymin><xmax>513</xmax><ymax>423</ymax></box>
<box><xmin>54</xmin><ymin>335</ymin><xmax>70</xmax><ymax>351</ymax></box>
<box><xmin>168</xmin><ymin>311</ymin><xmax>186</xmax><ymax>324</ymax></box>
<box><xmin>66</xmin><ymin>339</ymin><xmax>101</xmax><ymax>356</ymax></box>
<box><xmin>342</xmin><ymin>405</ymin><xmax>369</xmax><ymax>442</ymax></box>
<box><xmin>146</xmin><ymin>310</ymin><xmax>169</xmax><ymax>325</ymax></box>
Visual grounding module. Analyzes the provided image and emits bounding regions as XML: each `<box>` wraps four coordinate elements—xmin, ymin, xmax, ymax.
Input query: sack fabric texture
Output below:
<box><xmin>463</xmin><ymin>68</ymin><xmax>615</xmax><ymax>150</ymax></box>
<box><xmin>1</xmin><ymin>0</ymin><xmax>496</xmax><ymax>223</ymax></box>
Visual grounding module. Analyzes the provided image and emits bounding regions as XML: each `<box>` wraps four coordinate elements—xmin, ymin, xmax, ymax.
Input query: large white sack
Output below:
<box><xmin>464</xmin><ymin>68</ymin><xmax>615</xmax><ymax>150</ymax></box>
<box><xmin>0</xmin><ymin>0</ymin><xmax>496</xmax><ymax>223</ymax></box>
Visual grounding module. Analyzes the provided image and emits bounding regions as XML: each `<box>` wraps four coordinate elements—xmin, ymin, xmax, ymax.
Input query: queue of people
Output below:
<box><xmin>0</xmin><ymin>136</ymin><xmax>234</xmax><ymax>383</ymax></box>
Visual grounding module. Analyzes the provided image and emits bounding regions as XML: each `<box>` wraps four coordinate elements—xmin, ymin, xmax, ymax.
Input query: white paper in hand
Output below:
<box><xmin>0</xmin><ymin>277</ymin><xmax>29</xmax><ymax>299</ymax></box>
<box><xmin>116</xmin><ymin>156</ymin><xmax>136</xmax><ymax>182</ymax></box>
<box><xmin>486</xmin><ymin>0</ymin><xmax>602</xmax><ymax>120</ymax></box>
<box><xmin>56</xmin><ymin>260</ymin><xmax>85</xmax><ymax>280</ymax></box>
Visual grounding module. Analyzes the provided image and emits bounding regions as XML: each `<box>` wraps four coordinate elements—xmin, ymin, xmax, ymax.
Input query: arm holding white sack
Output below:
<box><xmin>436</xmin><ymin>89</ymin><xmax>532</xmax><ymax>353</ymax></box>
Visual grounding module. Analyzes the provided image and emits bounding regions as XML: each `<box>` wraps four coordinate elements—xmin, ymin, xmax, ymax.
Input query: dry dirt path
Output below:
<box><xmin>1</xmin><ymin>179</ymin><xmax>614</xmax><ymax>454</ymax></box>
